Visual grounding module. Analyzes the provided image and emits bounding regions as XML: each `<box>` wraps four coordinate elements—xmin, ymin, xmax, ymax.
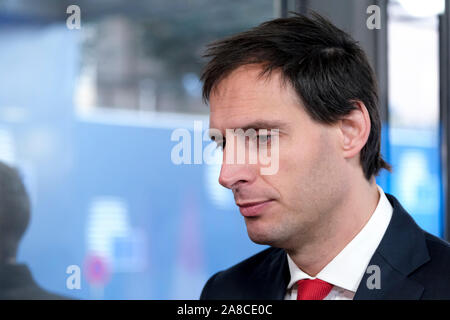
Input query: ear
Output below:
<box><xmin>338</xmin><ymin>101</ymin><xmax>371</xmax><ymax>159</ymax></box>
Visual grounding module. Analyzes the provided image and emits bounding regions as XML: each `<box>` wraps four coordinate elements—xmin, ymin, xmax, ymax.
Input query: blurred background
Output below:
<box><xmin>0</xmin><ymin>0</ymin><xmax>448</xmax><ymax>299</ymax></box>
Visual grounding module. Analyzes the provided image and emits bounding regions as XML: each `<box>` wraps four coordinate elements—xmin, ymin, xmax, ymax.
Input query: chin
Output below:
<box><xmin>248</xmin><ymin>235</ymin><xmax>274</xmax><ymax>246</ymax></box>
<box><xmin>246</xmin><ymin>223</ymin><xmax>281</xmax><ymax>246</ymax></box>
<box><xmin>245</xmin><ymin>217</ymin><xmax>292</xmax><ymax>248</ymax></box>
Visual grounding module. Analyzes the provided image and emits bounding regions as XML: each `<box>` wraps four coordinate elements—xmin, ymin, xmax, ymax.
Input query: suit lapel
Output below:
<box><xmin>246</xmin><ymin>248</ymin><xmax>290</xmax><ymax>299</ymax></box>
<box><xmin>354</xmin><ymin>251</ymin><xmax>424</xmax><ymax>299</ymax></box>
<box><xmin>354</xmin><ymin>194</ymin><xmax>430</xmax><ymax>300</ymax></box>
<box><xmin>245</xmin><ymin>194</ymin><xmax>430</xmax><ymax>300</ymax></box>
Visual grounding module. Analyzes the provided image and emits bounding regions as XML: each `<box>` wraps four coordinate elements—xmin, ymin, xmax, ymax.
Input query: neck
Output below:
<box><xmin>286</xmin><ymin>176</ymin><xmax>380</xmax><ymax>276</ymax></box>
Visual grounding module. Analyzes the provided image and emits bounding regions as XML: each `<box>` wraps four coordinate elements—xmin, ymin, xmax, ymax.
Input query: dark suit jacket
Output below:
<box><xmin>200</xmin><ymin>194</ymin><xmax>450</xmax><ymax>300</ymax></box>
<box><xmin>0</xmin><ymin>263</ymin><xmax>70</xmax><ymax>300</ymax></box>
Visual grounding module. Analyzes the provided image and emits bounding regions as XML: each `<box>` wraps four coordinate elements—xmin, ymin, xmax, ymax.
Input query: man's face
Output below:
<box><xmin>209</xmin><ymin>64</ymin><xmax>348</xmax><ymax>249</ymax></box>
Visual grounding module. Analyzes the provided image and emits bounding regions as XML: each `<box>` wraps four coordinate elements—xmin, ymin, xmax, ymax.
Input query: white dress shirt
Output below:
<box><xmin>285</xmin><ymin>185</ymin><xmax>393</xmax><ymax>300</ymax></box>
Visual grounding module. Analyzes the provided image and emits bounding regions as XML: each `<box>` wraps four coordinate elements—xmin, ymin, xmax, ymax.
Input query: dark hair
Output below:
<box><xmin>0</xmin><ymin>162</ymin><xmax>30</xmax><ymax>261</ymax></box>
<box><xmin>201</xmin><ymin>12</ymin><xmax>391</xmax><ymax>180</ymax></box>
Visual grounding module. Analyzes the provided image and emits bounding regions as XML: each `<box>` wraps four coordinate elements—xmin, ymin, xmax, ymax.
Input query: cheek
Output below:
<box><xmin>275</xmin><ymin>131</ymin><xmax>335</xmax><ymax>201</ymax></box>
<box><xmin>265</xmin><ymin>137</ymin><xmax>317</xmax><ymax>197</ymax></box>
<box><xmin>283</xmin><ymin>131</ymin><xmax>323</xmax><ymax>173</ymax></box>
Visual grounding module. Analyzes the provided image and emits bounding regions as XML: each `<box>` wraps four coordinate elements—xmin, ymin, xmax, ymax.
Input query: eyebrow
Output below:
<box><xmin>238</xmin><ymin>120</ymin><xmax>288</xmax><ymax>132</ymax></box>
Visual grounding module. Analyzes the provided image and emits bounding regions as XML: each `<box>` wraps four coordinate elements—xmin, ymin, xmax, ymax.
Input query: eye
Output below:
<box><xmin>257</xmin><ymin>133</ymin><xmax>271</xmax><ymax>145</ymax></box>
<box><xmin>215</xmin><ymin>138</ymin><xmax>226</xmax><ymax>150</ymax></box>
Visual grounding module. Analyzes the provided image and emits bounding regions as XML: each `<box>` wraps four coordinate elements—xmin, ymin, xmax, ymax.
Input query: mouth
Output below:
<box><xmin>237</xmin><ymin>200</ymin><xmax>274</xmax><ymax>217</ymax></box>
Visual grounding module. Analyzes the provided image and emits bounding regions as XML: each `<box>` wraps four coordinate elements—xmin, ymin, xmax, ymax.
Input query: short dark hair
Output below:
<box><xmin>201</xmin><ymin>12</ymin><xmax>391</xmax><ymax>180</ymax></box>
<box><xmin>0</xmin><ymin>162</ymin><xmax>30</xmax><ymax>261</ymax></box>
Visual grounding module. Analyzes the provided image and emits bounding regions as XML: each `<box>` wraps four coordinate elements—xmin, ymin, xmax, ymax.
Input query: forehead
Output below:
<box><xmin>208</xmin><ymin>64</ymin><xmax>304</xmax><ymax>131</ymax></box>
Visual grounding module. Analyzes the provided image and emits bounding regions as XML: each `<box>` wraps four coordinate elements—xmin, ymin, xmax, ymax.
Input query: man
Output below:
<box><xmin>199</xmin><ymin>13</ymin><xmax>450</xmax><ymax>300</ymax></box>
<box><xmin>0</xmin><ymin>161</ymin><xmax>68</xmax><ymax>300</ymax></box>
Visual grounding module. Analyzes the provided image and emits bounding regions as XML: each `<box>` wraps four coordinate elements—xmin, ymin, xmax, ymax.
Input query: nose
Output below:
<box><xmin>218</xmin><ymin>161</ymin><xmax>256</xmax><ymax>190</ymax></box>
<box><xmin>218</xmin><ymin>133</ymin><xmax>258</xmax><ymax>190</ymax></box>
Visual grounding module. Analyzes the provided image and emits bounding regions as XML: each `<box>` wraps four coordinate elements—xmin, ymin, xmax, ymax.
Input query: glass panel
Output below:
<box><xmin>387</xmin><ymin>0</ymin><xmax>444</xmax><ymax>236</ymax></box>
<box><xmin>0</xmin><ymin>0</ymin><xmax>275</xmax><ymax>299</ymax></box>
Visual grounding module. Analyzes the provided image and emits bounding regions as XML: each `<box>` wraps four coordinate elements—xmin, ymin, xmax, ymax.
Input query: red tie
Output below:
<box><xmin>296</xmin><ymin>279</ymin><xmax>333</xmax><ymax>300</ymax></box>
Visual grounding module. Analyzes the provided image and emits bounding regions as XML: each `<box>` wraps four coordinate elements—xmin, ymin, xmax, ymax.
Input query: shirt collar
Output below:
<box><xmin>286</xmin><ymin>185</ymin><xmax>393</xmax><ymax>292</ymax></box>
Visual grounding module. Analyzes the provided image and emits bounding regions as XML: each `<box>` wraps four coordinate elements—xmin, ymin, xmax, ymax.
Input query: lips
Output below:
<box><xmin>237</xmin><ymin>200</ymin><xmax>274</xmax><ymax>217</ymax></box>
